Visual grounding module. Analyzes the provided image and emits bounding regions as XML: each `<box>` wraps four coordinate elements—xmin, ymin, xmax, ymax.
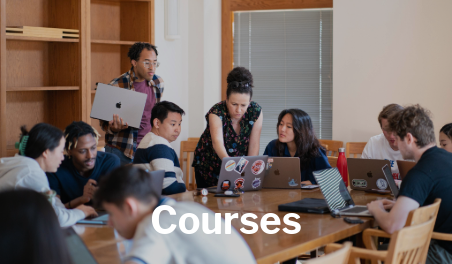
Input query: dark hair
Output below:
<box><xmin>226</xmin><ymin>67</ymin><xmax>254</xmax><ymax>99</ymax></box>
<box><xmin>94</xmin><ymin>166</ymin><xmax>160</xmax><ymax>208</ymax></box>
<box><xmin>0</xmin><ymin>189</ymin><xmax>72</xmax><ymax>264</ymax></box>
<box><xmin>388</xmin><ymin>104</ymin><xmax>436</xmax><ymax>148</ymax></box>
<box><xmin>150</xmin><ymin>101</ymin><xmax>185</xmax><ymax>126</ymax></box>
<box><xmin>378</xmin><ymin>104</ymin><xmax>404</xmax><ymax>127</ymax></box>
<box><xmin>440</xmin><ymin>123</ymin><xmax>452</xmax><ymax>139</ymax></box>
<box><xmin>63</xmin><ymin>121</ymin><xmax>100</xmax><ymax>152</ymax></box>
<box><xmin>275</xmin><ymin>109</ymin><xmax>323</xmax><ymax>169</ymax></box>
<box><xmin>20</xmin><ymin>123</ymin><xmax>64</xmax><ymax>159</ymax></box>
<box><xmin>128</xmin><ymin>42</ymin><xmax>158</xmax><ymax>62</ymax></box>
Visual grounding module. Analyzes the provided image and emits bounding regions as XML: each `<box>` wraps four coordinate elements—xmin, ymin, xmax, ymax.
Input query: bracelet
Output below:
<box><xmin>68</xmin><ymin>200</ymin><xmax>72</xmax><ymax>209</ymax></box>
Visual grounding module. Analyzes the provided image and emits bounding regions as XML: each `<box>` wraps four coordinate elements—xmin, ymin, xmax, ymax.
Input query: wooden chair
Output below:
<box><xmin>179</xmin><ymin>140</ymin><xmax>199</xmax><ymax>191</ymax></box>
<box><xmin>362</xmin><ymin>199</ymin><xmax>441</xmax><ymax>264</ymax></box>
<box><xmin>345</xmin><ymin>142</ymin><xmax>367</xmax><ymax>158</ymax></box>
<box><xmin>327</xmin><ymin>156</ymin><xmax>338</xmax><ymax>168</ymax></box>
<box><xmin>306</xmin><ymin>242</ymin><xmax>352</xmax><ymax>264</ymax></box>
<box><xmin>326</xmin><ymin>205</ymin><xmax>439</xmax><ymax>264</ymax></box>
<box><xmin>319</xmin><ymin>139</ymin><xmax>344</xmax><ymax>157</ymax></box>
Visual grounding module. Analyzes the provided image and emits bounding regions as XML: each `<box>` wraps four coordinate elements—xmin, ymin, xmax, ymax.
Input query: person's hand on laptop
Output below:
<box><xmin>109</xmin><ymin>114</ymin><xmax>129</xmax><ymax>133</ymax></box>
<box><xmin>367</xmin><ymin>199</ymin><xmax>395</xmax><ymax>214</ymax></box>
<box><xmin>77</xmin><ymin>205</ymin><xmax>98</xmax><ymax>218</ymax></box>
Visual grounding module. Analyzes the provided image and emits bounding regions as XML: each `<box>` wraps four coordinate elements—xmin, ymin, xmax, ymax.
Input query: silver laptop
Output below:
<box><xmin>348</xmin><ymin>158</ymin><xmax>391</xmax><ymax>191</ymax></box>
<box><xmin>263</xmin><ymin>157</ymin><xmax>301</xmax><ymax>189</ymax></box>
<box><xmin>382</xmin><ymin>164</ymin><xmax>399</xmax><ymax>197</ymax></box>
<box><xmin>90</xmin><ymin>83</ymin><xmax>147</xmax><ymax>129</ymax></box>
<box><xmin>208</xmin><ymin>156</ymin><xmax>268</xmax><ymax>193</ymax></box>
<box><xmin>313</xmin><ymin>168</ymin><xmax>372</xmax><ymax>217</ymax></box>
<box><xmin>64</xmin><ymin>227</ymin><xmax>98</xmax><ymax>264</ymax></box>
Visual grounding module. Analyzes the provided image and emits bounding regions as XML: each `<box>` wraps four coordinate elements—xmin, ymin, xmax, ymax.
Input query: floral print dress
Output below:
<box><xmin>192</xmin><ymin>101</ymin><xmax>262</xmax><ymax>187</ymax></box>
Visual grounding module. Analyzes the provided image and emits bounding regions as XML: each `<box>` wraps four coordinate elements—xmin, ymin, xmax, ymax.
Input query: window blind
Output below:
<box><xmin>233</xmin><ymin>9</ymin><xmax>333</xmax><ymax>154</ymax></box>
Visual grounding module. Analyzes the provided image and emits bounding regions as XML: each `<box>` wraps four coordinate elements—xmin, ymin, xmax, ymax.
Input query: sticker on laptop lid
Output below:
<box><xmin>234</xmin><ymin>178</ymin><xmax>245</xmax><ymax>189</ymax></box>
<box><xmin>234</xmin><ymin>158</ymin><xmax>249</xmax><ymax>174</ymax></box>
<box><xmin>251</xmin><ymin>160</ymin><xmax>265</xmax><ymax>175</ymax></box>
<box><xmin>288</xmin><ymin>179</ymin><xmax>298</xmax><ymax>187</ymax></box>
<box><xmin>252</xmin><ymin>177</ymin><xmax>262</xmax><ymax>189</ymax></box>
<box><xmin>221</xmin><ymin>180</ymin><xmax>231</xmax><ymax>191</ymax></box>
<box><xmin>352</xmin><ymin>179</ymin><xmax>367</xmax><ymax>188</ymax></box>
<box><xmin>376</xmin><ymin>179</ymin><xmax>388</xmax><ymax>190</ymax></box>
<box><xmin>225</xmin><ymin>160</ymin><xmax>235</xmax><ymax>171</ymax></box>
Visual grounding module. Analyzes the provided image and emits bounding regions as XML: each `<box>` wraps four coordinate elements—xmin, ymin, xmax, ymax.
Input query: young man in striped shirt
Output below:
<box><xmin>133</xmin><ymin>101</ymin><xmax>186</xmax><ymax>195</ymax></box>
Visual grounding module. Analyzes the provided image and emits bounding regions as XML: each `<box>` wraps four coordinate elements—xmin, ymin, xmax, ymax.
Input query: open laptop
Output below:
<box><xmin>313</xmin><ymin>168</ymin><xmax>372</xmax><ymax>217</ymax></box>
<box><xmin>397</xmin><ymin>160</ymin><xmax>416</xmax><ymax>180</ymax></box>
<box><xmin>382</xmin><ymin>164</ymin><xmax>400</xmax><ymax>197</ymax></box>
<box><xmin>207</xmin><ymin>156</ymin><xmax>268</xmax><ymax>193</ymax></box>
<box><xmin>63</xmin><ymin>227</ymin><xmax>98</xmax><ymax>264</ymax></box>
<box><xmin>77</xmin><ymin>170</ymin><xmax>165</xmax><ymax>225</ymax></box>
<box><xmin>263</xmin><ymin>157</ymin><xmax>301</xmax><ymax>189</ymax></box>
<box><xmin>348</xmin><ymin>158</ymin><xmax>391</xmax><ymax>191</ymax></box>
<box><xmin>90</xmin><ymin>83</ymin><xmax>147</xmax><ymax>129</ymax></box>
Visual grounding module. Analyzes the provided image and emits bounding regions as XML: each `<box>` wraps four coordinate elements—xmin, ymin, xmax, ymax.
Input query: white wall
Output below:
<box><xmin>154</xmin><ymin>0</ymin><xmax>190</xmax><ymax>155</ymax></box>
<box><xmin>154</xmin><ymin>0</ymin><xmax>221</xmax><ymax>156</ymax></box>
<box><xmin>333</xmin><ymin>0</ymin><xmax>452</xmax><ymax>144</ymax></box>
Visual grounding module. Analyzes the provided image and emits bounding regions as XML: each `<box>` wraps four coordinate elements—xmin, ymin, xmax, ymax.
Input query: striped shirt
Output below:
<box><xmin>100</xmin><ymin>67</ymin><xmax>164</xmax><ymax>159</ymax></box>
<box><xmin>133</xmin><ymin>132</ymin><xmax>186</xmax><ymax>195</ymax></box>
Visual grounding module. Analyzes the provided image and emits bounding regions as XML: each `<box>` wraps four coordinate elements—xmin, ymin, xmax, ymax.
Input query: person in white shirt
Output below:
<box><xmin>94</xmin><ymin>166</ymin><xmax>257</xmax><ymax>264</ymax></box>
<box><xmin>0</xmin><ymin>123</ymin><xmax>96</xmax><ymax>227</ymax></box>
<box><xmin>362</xmin><ymin>104</ymin><xmax>404</xmax><ymax>179</ymax></box>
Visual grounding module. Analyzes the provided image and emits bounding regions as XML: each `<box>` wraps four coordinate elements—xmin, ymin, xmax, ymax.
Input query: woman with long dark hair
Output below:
<box><xmin>0</xmin><ymin>123</ymin><xmax>96</xmax><ymax>226</ymax></box>
<box><xmin>439</xmin><ymin>123</ymin><xmax>452</xmax><ymax>153</ymax></box>
<box><xmin>264</xmin><ymin>109</ymin><xmax>331</xmax><ymax>184</ymax></box>
<box><xmin>0</xmin><ymin>189</ymin><xmax>73</xmax><ymax>264</ymax></box>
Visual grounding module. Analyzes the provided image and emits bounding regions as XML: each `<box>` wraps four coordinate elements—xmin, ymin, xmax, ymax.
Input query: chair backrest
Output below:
<box><xmin>309</xmin><ymin>242</ymin><xmax>351</xmax><ymax>264</ymax></box>
<box><xmin>386</xmin><ymin>216</ymin><xmax>437</xmax><ymax>264</ymax></box>
<box><xmin>328</xmin><ymin>156</ymin><xmax>338</xmax><ymax>168</ymax></box>
<box><xmin>404</xmin><ymin>198</ymin><xmax>441</xmax><ymax>263</ymax></box>
<box><xmin>345</xmin><ymin>142</ymin><xmax>367</xmax><ymax>158</ymax></box>
<box><xmin>319</xmin><ymin>139</ymin><xmax>344</xmax><ymax>157</ymax></box>
<box><xmin>179</xmin><ymin>139</ymin><xmax>199</xmax><ymax>191</ymax></box>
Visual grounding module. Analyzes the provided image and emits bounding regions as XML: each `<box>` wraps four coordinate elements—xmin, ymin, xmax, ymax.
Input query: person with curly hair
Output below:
<box><xmin>46</xmin><ymin>121</ymin><xmax>120</xmax><ymax>209</ymax></box>
<box><xmin>192</xmin><ymin>67</ymin><xmax>263</xmax><ymax>188</ymax></box>
<box><xmin>99</xmin><ymin>42</ymin><xmax>164</xmax><ymax>165</ymax></box>
<box><xmin>367</xmin><ymin>105</ymin><xmax>452</xmax><ymax>264</ymax></box>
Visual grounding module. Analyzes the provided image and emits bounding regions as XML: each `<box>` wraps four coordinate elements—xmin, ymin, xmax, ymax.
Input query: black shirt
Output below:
<box><xmin>399</xmin><ymin>146</ymin><xmax>452</xmax><ymax>254</ymax></box>
<box><xmin>46</xmin><ymin>152</ymin><xmax>120</xmax><ymax>204</ymax></box>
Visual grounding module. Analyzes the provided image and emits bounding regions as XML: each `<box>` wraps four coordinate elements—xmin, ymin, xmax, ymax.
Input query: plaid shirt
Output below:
<box><xmin>100</xmin><ymin>67</ymin><xmax>164</xmax><ymax>159</ymax></box>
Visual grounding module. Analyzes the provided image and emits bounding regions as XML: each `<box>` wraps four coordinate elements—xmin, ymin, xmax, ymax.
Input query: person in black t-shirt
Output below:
<box><xmin>366</xmin><ymin>105</ymin><xmax>452</xmax><ymax>264</ymax></box>
<box><xmin>47</xmin><ymin>121</ymin><xmax>120</xmax><ymax>209</ymax></box>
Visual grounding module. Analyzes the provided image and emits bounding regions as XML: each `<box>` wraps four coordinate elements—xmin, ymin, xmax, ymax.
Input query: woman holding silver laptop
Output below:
<box><xmin>192</xmin><ymin>67</ymin><xmax>263</xmax><ymax>188</ymax></box>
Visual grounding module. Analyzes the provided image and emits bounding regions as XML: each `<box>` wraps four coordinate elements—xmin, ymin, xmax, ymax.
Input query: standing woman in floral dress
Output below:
<box><xmin>192</xmin><ymin>67</ymin><xmax>263</xmax><ymax>188</ymax></box>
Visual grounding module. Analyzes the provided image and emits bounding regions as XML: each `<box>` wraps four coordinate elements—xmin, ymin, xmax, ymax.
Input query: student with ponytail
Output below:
<box><xmin>0</xmin><ymin>123</ymin><xmax>96</xmax><ymax>226</ymax></box>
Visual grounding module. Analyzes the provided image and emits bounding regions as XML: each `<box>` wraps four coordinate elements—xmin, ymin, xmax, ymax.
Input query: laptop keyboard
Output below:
<box><xmin>341</xmin><ymin>207</ymin><xmax>368</xmax><ymax>214</ymax></box>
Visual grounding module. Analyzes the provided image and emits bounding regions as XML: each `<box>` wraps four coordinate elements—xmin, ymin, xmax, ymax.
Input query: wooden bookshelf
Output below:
<box><xmin>0</xmin><ymin>0</ymin><xmax>155</xmax><ymax>156</ymax></box>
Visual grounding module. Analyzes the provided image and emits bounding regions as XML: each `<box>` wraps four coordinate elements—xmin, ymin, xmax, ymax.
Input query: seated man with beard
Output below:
<box><xmin>47</xmin><ymin>121</ymin><xmax>120</xmax><ymax>209</ymax></box>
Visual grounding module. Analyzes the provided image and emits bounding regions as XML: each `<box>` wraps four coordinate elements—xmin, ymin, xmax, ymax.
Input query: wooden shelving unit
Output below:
<box><xmin>89</xmin><ymin>0</ymin><xmax>154</xmax><ymax>147</ymax></box>
<box><xmin>0</xmin><ymin>0</ymin><xmax>154</xmax><ymax>156</ymax></box>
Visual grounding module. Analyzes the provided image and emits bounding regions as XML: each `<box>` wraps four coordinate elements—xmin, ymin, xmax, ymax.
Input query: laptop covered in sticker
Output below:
<box><xmin>207</xmin><ymin>156</ymin><xmax>268</xmax><ymax>193</ymax></box>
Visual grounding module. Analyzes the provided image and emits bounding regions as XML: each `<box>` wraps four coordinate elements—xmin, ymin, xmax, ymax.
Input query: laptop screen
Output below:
<box><xmin>382</xmin><ymin>164</ymin><xmax>399</xmax><ymax>197</ymax></box>
<box><xmin>313</xmin><ymin>168</ymin><xmax>354</xmax><ymax>211</ymax></box>
<box><xmin>63</xmin><ymin>228</ymin><xmax>98</xmax><ymax>264</ymax></box>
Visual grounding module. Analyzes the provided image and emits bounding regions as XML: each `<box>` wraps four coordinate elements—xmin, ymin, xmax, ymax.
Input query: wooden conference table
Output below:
<box><xmin>79</xmin><ymin>189</ymin><xmax>388</xmax><ymax>264</ymax></box>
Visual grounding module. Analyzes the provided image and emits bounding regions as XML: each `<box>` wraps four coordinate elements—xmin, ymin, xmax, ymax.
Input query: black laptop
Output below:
<box><xmin>63</xmin><ymin>227</ymin><xmax>98</xmax><ymax>264</ymax></box>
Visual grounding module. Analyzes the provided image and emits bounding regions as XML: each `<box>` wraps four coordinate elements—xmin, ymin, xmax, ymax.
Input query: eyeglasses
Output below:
<box><xmin>143</xmin><ymin>61</ymin><xmax>160</xmax><ymax>69</ymax></box>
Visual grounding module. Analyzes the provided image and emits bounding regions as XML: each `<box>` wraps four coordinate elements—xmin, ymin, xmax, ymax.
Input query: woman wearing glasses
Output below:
<box><xmin>192</xmin><ymin>67</ymin><xmax>263</xmax><ymax>188</ymax></box>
